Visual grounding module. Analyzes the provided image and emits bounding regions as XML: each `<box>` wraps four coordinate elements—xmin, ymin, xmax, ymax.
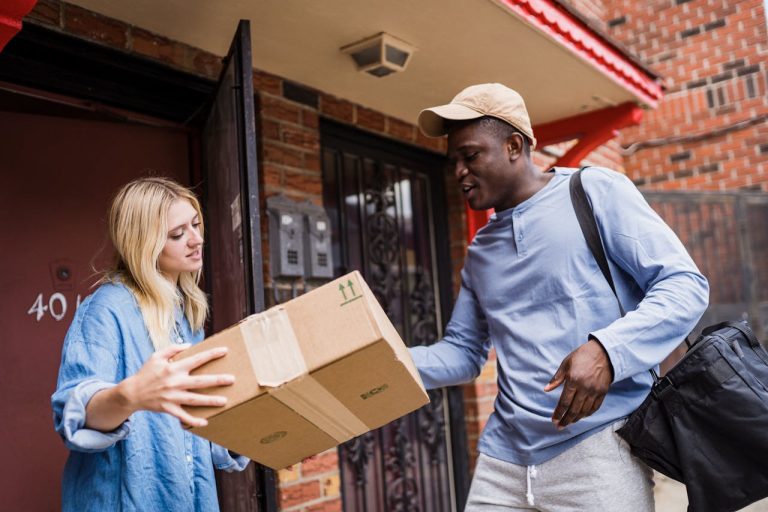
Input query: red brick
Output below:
<box><xmin>63</xmin><ymin>4</ymin><xmax>128</xmax><ymax>48</ymax></box>
<box><xmin>27</xmin><ymin>0</ymin><xmax>61</xmax><ymax>27</ymax></box>
<box><xmin>253</xmin><ymin>70</ymin><xmax>282</xmax><ymax>96</ymax></box>
<box><xmin>305</xmin><ymin>498</ymin><xmax>342</xmax><ymax>512</ymax></box>
<box><xmin>262</xmin><ymin>95</ymin><xmax>301</xmax><ymax>124</ymax></box>
<box><xmin>282</xmin><ymin>127</ymin><xmax>320</xmax><ymax>151</ymax></box>
<box><xmin>261</xmin><ymin>163</ymin><xmax>283</xmax><ymax>188</ymax></box>
<box><xmin>284</xmin><ymin>170</ymin><xmax>322</xmax><ymax>196</ymax></box>
<box><xmin>131</xmin><ymin>28</ymin><xmax>186</xmax><ymax>68</ymax></box>
<box><xmin>263</xmin><ymin>183</ymin><xmax>284</xmax><ymax>196</ymax></box>
<box><xmin>320</xmin><ymin>95</ymin><xmax>354</xmax><ymax>123</ymax></box>
<box><xmin>415</xmin><ymin>130</ymin><xmax>447</xmax><ymax>153</ymax></box>
<box><xmin>304</xmin><ymin>152</ymin><xmax>321</xmax><ymax>173</ymax></box>
<box><xmin>302</xmin><ymin>109</ymin><xmax>319</xmax><ymax>129</ymax></box>
<box><xmin>189</xmin><ymin>48</ymin><xmax>222</xmax><ymax>79</ymax></box>
<box><xmin>356</xmin><ymin>106</ymin><xmax>386</xmax><ymax>132</ymax></box>
<box><xmin>263</xmin><ymin>142</ymin><xmax>304</xmax><ymax>168</ymax></box>
<box><xmin>302</xmin><ymin>451</ymin><xmax>339</xmax><ymax>476</ymax></box>
<box><xmin>261</xmin><ymin>119</ymin><xmax>281</xmax><ymax>141</ymax></box>
<box><xmin>386</xmin><ymin>116</ymin><xmax>416</xmax><ymax>142</ymax></box>
<box><xmin>279</xmin><ymin>480</ymin><xmax>321</xmax><ymax>509</ymax></box>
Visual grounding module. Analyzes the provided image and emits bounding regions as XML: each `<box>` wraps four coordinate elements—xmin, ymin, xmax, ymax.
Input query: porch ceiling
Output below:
<box><xmin>66</xmin><ymin>0</ymin><xmax>660</xmax><ymax>126</ymax></box>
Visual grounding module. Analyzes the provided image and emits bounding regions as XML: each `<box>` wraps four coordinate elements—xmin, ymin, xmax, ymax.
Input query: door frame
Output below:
<box><xmin>321</xmin><ymin>119</ymin><xmax>471</xmax><ymax>510</ymax></box>
<box><xmin>0</xmin><ymin>22</ymin><xmax>277</xmax><ymax>512</ymax></box>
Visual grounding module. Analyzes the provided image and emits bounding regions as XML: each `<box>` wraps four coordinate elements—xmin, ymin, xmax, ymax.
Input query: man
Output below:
<box><xmin>409</xmin><ymin>83</ymin><xmax>709</xmax><ymax>511</ymax></box>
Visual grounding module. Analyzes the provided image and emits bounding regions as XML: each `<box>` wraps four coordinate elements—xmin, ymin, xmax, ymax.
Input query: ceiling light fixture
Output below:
<box><xmin>341</xmin><ymin>32</ymin><xmax>416</xmax><ymax>78</ymax></box>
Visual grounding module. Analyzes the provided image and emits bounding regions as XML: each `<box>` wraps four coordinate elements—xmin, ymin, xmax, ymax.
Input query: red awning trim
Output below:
<box><xmin>536</xmin><ymin>102</ymin><xmax>644</xmax><ymax>166</ymax></box>
<box><xmin>0</xmin><ymin>0</ymin><xmax>36</xmax><ymax>52</ymax></box>
<box><xmin>496</xmin><ymin>0</ymin><xmax>663</xmax><ymax>108</ymax></box>
<box><xmin>464</xmin><ymin>102</ymin><xmax>645</xmax><ymax>242</ymax></box>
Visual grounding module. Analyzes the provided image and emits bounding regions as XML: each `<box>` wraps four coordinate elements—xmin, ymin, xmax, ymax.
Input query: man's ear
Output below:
<box><xmin>507</xmin><ymin>132</ymin><xmax>524</xmax><ymax>161</ymax></box>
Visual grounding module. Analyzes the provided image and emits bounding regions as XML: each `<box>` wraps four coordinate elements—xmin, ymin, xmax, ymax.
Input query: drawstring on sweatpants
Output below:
<box><xmin>526</xmin><ymin>464</ymin><xmax>538</xmax><ymax>506</ymax></box>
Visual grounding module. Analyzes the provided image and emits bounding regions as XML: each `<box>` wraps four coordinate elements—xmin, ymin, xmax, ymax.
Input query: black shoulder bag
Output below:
<box><xmin>570</xmin><ymin>168</ymin><xmax>768</xmax><ymax>512</ymax></box>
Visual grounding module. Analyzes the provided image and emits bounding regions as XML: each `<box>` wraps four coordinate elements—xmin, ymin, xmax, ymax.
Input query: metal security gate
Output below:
<box><xmin>643</xmin><ymin>191</ymin><xmax>768</xmax><ymax>342</ymax></box>
<box><xmin>321</xmin><ymin>121</ymin><xmax>470</xmax><ymax>512</ymax></box>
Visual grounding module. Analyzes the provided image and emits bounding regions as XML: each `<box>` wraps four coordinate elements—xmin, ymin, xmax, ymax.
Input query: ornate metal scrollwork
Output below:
<box><xmin>419</xmin><ymin>389</ymin><xmax>447</xmax><ymax>466</ymax></box>
<box><xmin>384</xmin><ymin>419</ymin><xmax>420</xmax><ymax>512</ymax></box>
<box><xmin>364</xmin><ymin>164</ymin><xmax>401</xmax><ymax>320</ymax></box>
<box><xmin>344</xmin><ymin>432</ymin><xmax>376</xmax><ymax>487</ymax></box>
<box><xmin>409</xmin><ymin>268</ymin><xmax>437</xmax><ymax>347</ymax></box>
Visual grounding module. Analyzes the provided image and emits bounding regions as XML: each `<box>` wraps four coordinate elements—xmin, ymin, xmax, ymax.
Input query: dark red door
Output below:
<box><xmin>0</xmin><ymin>101</ymin><xmax>192</xmax><ymax>510</ymax></box>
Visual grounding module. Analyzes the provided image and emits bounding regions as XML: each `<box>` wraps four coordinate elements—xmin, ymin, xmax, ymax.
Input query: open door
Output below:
<box><xmin>200</xmin><ymin>20</ymin><xmax>276</xmax><ymax>512</ymax></box>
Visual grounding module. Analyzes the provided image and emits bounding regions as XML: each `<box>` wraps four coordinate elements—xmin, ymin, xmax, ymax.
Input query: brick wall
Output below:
<box><xmin>558</xmin><ymin>0</ymin><xmax>609</xmax><ymax>31</ymax></box>
<box><xmin>564</xmin><ymin>0</ymin><xmax>768</xmax><ymax>190</ymax></box>
<box><xmin>276</xmin><ymin>450</ymin><xmax>342</xmax><ymax>512</ymax></box>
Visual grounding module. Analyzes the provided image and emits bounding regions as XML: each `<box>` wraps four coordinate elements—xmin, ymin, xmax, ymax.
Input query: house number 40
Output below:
<box><xmin>27</xmin><ymin>293</ymin><xmax>82</xmax><ymax>322</ymax></box>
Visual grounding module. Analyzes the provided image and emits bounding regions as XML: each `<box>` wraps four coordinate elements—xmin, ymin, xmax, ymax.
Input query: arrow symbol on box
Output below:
<box><xmin>339</xmin><ymin>283</ymin><xmax>347</xmax><ymax>300</ymax></box>
<box><xmin>347</xmin><ymin>280</ymin><xmax>357</xmax><ymax>297</ymax></box>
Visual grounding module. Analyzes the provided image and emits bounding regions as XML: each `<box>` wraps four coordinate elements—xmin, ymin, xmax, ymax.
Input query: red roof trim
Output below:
<box><xmin>497</xmin><ymin>0</ymin><xmax>663</xmax><ymax>107</ymax></box>
<box><xmin>0</xmin><ymin>0</ymin><xmax>36</xmax><ymax>52</ymax></box>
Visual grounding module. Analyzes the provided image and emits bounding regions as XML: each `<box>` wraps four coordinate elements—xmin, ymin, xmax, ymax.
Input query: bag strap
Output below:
<box><xmin>569</xmin><ymin>167</ymin><xmax>661</xmax><ymax>382</ymax></box>
<box><xmin>702</xmin><ymin>320</ymin><xmax>759</xmax><ymax>348</ymax></box>
<box><xmin>568</xmin><ymin>168</ymin><xmax>625</xmax><ymax>317</ymax></box>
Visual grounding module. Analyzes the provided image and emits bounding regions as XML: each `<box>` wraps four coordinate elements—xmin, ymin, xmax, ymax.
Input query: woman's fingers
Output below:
<box><xmin>182</xmin><ymin>373</ymin><xmax>236</xmax><ymax>390</ymax></box>
<box><xmin>173</xmin><ymin>390</ymin><xmax>228</xmax><ymax>408</ymax></box>
<box><xmin>173</xmin><ymin>346</ymin><xmax>228</xmax><ymax>372</ymax></box>
<box><xmin>157</xmin><ymin>343</ymin><xmax>192</xmax><ymax>360</ymax></box>
<box><xmin>165</xmin><ymin>402</ymin><xmax>208</xmax><ymax>428</ymax></box>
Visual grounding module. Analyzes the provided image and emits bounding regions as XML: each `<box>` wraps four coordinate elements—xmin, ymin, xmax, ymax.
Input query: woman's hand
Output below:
<box><xmin>86</xmin><ymin>344</ymin><xmax>234</xmax><ymax>432</ymax></box>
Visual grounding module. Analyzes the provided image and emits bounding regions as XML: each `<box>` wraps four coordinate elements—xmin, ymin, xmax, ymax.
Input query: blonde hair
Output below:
<box><xmin>102</xmin><ymin>177</ymin><xmax>208</xmax><ymax>350</ymax></box>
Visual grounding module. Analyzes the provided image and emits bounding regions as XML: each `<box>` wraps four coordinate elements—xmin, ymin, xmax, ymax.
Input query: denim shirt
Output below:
<box><xmin>410</xmin><ymin>167</ymin><xmax>709</xmax><ymax>465</ymax></box>
<box><xmin>52</xmin><ymin>282</ymin><xmax>249</xmax><ymax>512</ymax></box>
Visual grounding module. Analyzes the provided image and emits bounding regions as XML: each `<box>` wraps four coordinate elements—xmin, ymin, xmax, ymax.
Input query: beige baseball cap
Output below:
<box><xmin>417</xmin><ymin>83</ymin><xmax>537</xmax><ymax>148</ymax></box>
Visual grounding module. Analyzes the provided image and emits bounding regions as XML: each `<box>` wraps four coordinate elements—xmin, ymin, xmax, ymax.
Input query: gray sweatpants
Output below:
<box><xmin>465</xmin><ymin>421</ymin><xmax>654</xmax><ymax>511</ymax></box>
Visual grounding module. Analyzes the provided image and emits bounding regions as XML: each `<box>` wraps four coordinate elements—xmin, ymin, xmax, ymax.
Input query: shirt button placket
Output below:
<box><xmin>514</xmin><ymin>211</ymin><xmax>527</xmax><ymax>256</ymax></box>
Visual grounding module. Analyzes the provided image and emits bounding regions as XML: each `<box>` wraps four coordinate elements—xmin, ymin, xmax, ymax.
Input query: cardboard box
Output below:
<box><xmin>176</xmin><ymin>271</ymin><xmax>429</xmax><ymax>469</ymax></box>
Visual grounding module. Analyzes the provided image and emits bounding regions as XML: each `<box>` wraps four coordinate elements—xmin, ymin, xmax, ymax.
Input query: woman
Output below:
<box><xmin>52</xmin><ymin>177</ymin><xmax>248</xmax><ymax>511</ymax></box>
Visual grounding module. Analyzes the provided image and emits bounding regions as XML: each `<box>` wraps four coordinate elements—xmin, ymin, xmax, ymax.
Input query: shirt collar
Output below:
<box><xmin>490</xmin><ymin>168</ymin><xmax>559</xmax><ymax>222</ymax></box>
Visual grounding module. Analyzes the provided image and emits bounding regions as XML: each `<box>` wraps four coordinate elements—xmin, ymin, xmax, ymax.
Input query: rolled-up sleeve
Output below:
<box><xmin>210</xmin><ymin>444</ymin><xmax>250</xmax><ymax>472</ymax></box>
<box><xmin>409</xmin><ymin>266</ymin><xmax>491</xmax><ymax>389</ymax></box>
<box><xmin>52</xmin><ymin>301</ymin><xmax>131</xmax><ymax>452</ymax></box>
<box><xmin>55</xmin><ymin>379</ymin><xmax>131</xmax><ymax>452</ymax></box>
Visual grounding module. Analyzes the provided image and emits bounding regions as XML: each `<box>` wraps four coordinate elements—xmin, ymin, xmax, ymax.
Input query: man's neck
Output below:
<box><xmin>505</xmin><ymin>162</ymin><xmax>552</xmax><ymax>209</ymax></box>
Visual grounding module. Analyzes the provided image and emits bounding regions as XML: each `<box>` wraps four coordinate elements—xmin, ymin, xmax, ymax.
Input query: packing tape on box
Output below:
<box><xmin>240</xmin><ymin>307</ymin><xmax>308</xmax><ymax>387</ymax></box>
<box><xmin>240</xmin><ymin>307</ymin><xmax>370</xmax><ymax>443</ymax></box>
<box><xmin>270</xmin><ymin>376</ymin><xmax>370</xmax><ymax>443</ymax></box>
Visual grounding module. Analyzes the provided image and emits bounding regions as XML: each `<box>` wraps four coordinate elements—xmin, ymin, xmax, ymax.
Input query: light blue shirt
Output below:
<box><xmin>52</xmin><ymin>282</ymin><xmax>249</xmax><ymax>512</ymax></box>
<box><xmin>410</xmin><ymin>167</ymin><xmax>709</xmax><ymax>465</ymax></box>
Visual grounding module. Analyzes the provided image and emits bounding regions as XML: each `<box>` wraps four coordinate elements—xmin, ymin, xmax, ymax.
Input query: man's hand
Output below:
<box><xmin>544</xmin><ymin>338</ymin><xmax>613</xmax><ymax>429</ymax></box>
